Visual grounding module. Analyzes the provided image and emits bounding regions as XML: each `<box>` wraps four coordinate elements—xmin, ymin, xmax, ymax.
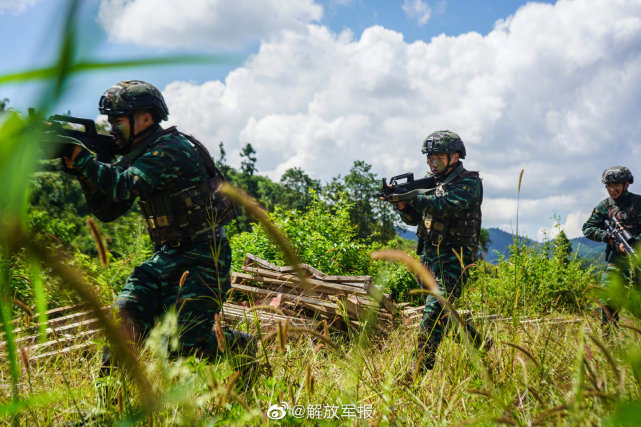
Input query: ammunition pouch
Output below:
<box><xmin>416</xmin><ymin>169</ymin><xmax>482</xmax><ymax>249</ymax></box>
<box><xmin>417</xmin><ymin>215</ymin><xmax>479</xmax><ymax>247</ymax></box>
<box><xmin>138</xmin><ymin>175</ymin><xmax>233</xmax><ymax>247</ymax></box>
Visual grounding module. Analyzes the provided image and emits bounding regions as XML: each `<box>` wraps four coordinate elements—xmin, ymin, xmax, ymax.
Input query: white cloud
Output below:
<box><xmin>536</xmin><ymin>210</ymin><xmax>590</xmax><ymax>241</ymax></box>
<box><xmin>402</xmin><ymin>0</ymin><xmax>432</xmax><ymax>26</ymax></box>
<box><xmin>0</xmin><ymin>0</ymin><xmax>40</xmax><ymax>14</ymax></box>
<box><xmin>97</xmin><ymin>0</ymin><xmax>323</xmax><ymax>49</ymax></box>
<box><xmin>154</xmin><ymin>0</ymin><xmax>641</xmax><ymax>239</ymax></box>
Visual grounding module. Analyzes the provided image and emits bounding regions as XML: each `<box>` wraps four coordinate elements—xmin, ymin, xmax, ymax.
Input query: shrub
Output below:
<box><xmin>465</xmin><ymin>234</ymin><xmax>596</xmax><ymax>316</ymax></box>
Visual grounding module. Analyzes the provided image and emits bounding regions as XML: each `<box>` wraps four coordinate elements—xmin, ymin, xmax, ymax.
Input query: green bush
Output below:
<box><xmin>230</xmin><ymin>195</ymin><xmax>371</xmax><ymax>275</ymax></box>
<box><xmin>465</xmin><ymin>233</ymin><xmax>597</xmax><ymax>316</ymax></box>
<box><xmin>229</xmin><ymin>194</ymin><xmax>422</xmax><ymax>304</ymax></box>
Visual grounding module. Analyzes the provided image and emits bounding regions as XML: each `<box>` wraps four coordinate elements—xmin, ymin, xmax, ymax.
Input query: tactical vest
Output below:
<box><xmin>135</xmin><ymin>127</ymin><xmax>235</xmax><ymax>247</ymax></box>
<box><xmin>416</xmin><ymin>165</ymin><xmax>482</xmax><ymax>247</ymax></box>
<box><xmin>605</xmin><ymin>192</ymin><xmax>641</xmax><ymax>258</ymax></box>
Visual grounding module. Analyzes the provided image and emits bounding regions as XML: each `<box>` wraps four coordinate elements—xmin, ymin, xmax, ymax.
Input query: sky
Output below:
<box><xmin>1</xmin><ymin>0</ymin><xmax>640</xmax><ymax>241</ymax></box>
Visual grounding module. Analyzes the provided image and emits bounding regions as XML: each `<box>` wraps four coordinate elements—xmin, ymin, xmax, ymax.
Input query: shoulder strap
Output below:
<box><xmin>171</xmin><ymin>129</ymin><xmax>222</xmax><ymax>179</ymax></box>
<box><xmin>175</xmin><ymin>130</ymin><xmax>237</xmax><ymax>225</ymax></box>
<box><xmin>440</xmin><ymin>163</ymin><xmax>465</xmax><ymax>186</ymax></box>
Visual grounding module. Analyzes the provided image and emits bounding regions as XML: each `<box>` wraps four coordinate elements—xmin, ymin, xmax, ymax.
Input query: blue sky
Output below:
<box><xmin>1</xmin><ymin>0</ymin><xmax>554</xmax><ymax>118</ymax></box>
<box><xmin>1</xmin><ymin>0</ymin><xmax>640</xmax><ymax>241</ymax></box>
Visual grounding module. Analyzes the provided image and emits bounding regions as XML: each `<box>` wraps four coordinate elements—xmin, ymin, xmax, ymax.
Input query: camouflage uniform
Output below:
<box><xmin>73</xmin><ymin>128</ymin><xmax>231</xmax><ymax>357</ymax></box>
<box><xmin>397</xmin><ymin>131</ymin><xmax>485</xmax><ymax>370</ymax></box>
<box><xmin>582</xmin><ymin>166</ymin><xmax>641</xmax><ymax>324</ymax></box>
<box><xmin>70</xmin><ymin>81</ymin><xmax>247</xmax><ymax>362</ymax></box>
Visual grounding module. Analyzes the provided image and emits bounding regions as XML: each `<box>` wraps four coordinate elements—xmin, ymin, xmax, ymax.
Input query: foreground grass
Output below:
<box><xmin>1</xmin><ymin>309</ymin><xmax>639</xmax><ymax>426</ymax></box>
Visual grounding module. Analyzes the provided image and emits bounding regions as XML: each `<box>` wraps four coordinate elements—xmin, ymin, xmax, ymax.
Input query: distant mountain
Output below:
<box><xmin>395</xmin><ymin>227</ymin><xmax>417</xmax><ymax>241</ymax></box>
<box><xmin>396</xmin><ymin>227</ymin><xmax>606</xmax><ymax>264</ymax></box>
<box><xmin>485</xmin><ymin>228</ymin><xmax>537</xmax><ymax>262</ymax></box>
<box><xmin>570</xmin><ymin>237</ymin><xmax>606</xmax><ymax>262</ymax></box>
<box><xmin>485</xmin><ymin>228</ymin><xmax>606</xmax><ymax>263</ymax></box>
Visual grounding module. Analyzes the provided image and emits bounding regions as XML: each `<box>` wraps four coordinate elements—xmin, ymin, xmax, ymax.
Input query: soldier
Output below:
<box><xmin>582</xmin><ymin>166</ymin><xmax>641</xmax><ymax>326</ymax></box>
<box><xmin>394</xmin><ymin>130</ymin><xmax>489</xmax><ymax>373</ymax></box>
<box><xmin>63</xmin><ymin>80</ymin><xmax>255</xmax><ymax>372</ymax></box>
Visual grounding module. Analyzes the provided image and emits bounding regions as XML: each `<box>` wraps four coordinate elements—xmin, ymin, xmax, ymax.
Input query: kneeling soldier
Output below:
<box><xmin>63</xmin><ymin>80</ymin><xmax>255</xmax><ymax>372</ymax></box>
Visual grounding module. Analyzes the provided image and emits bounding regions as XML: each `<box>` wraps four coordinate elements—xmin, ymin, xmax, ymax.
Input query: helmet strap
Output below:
<box><xmin>127</xmin><ymin>115</ymin><xmax>136</xmax><ymax>148</ymax></box>
<box><xmin>129</xmin><ymin>113</ymin><xmax>158</xmax><ymax>145</ymax></box>
<box><xmin>132</xmin><ymin>122</ymin><xmax>158</xmax><ymax>141</ymax></box>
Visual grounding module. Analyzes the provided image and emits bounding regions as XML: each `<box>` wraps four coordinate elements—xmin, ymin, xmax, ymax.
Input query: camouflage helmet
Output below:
<box><xmin>602</xmin><ymin>166</ymin><xmax>634</xmax><ymax>184</ymax></box>
<box><xmin>421</xmin><ymin>130</ymin><xmax>466</xmax><ymax>159</ymax></box>
<box><xmin>98</xmin><ymin>80</ymin><xmax>169</xmax><ymax>121</ymax></box>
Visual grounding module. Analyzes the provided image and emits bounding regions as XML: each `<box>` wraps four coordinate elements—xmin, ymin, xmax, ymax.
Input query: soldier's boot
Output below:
<box><xmin>96</xmin><ymin>346</ymin><xmax>120</xmax><ymax>408</ymax></box>
<box><xmin>226</xmin><ymin>328</ymin><xmax>257</xmax><ymax>354</ymax></box>
<box><xmin>463</xmin><ymin>323</ymin><xmax>493</xmax><ymax>351</ymax></box>
<box><xmin>224</xmin><ymin>328</ymin><xmax>257</xmax><ymax>370</ymax></box>
<box><xmin>601</xmin><ymin>306</ymin><xmax>620</xmax><ymax>339</ymax></box>
<box><xmin>411</xmin><ymin>333</ymin><xmax>437</xmax><ymax>374</ymax></box>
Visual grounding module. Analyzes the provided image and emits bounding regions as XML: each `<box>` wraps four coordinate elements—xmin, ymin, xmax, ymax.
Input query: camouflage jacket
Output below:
<box><xmin>582</xmin><ymin>190</ymin><xmax>641</xmax><ymax>262</ymax></box>
<box><xmin>398</xmin><ymin>162</ymin><xmax>482</xmax><ymax>257</ymax></box>
<box><xmin>72</xmin><ymin>125</ymin><xmax>214</xmax><ymax>233</ymax></box>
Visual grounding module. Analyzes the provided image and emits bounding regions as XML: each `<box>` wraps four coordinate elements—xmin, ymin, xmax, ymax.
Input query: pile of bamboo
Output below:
<box><xmin>0</xmin><ymin>304</ymin><xmax>108</xmax><ymax>364</ymax></box>
<box><xmin>0</xmin><ymin>255</ymin><xmax>398</xmax><ymax>363</ymax></box>
<box><xmin>230</xmin><ymin>254</ymin><xmax>396</xmax><ymax>331</ymax></box>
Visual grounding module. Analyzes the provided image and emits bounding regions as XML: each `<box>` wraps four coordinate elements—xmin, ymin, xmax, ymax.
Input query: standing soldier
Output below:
<box><xmin>583</xmin><ymin>166</ymin><xmax>641</xmax><ymax>326</ymax></box>
<box><xmin>63</xmin><ymin>80</ymin><xmax>255</xmax><ymax>372</ymax></box>
<box><xmin>393</xmin><ymin>130</ymin><xmax>490</xmax><ymax>373</ymax></box>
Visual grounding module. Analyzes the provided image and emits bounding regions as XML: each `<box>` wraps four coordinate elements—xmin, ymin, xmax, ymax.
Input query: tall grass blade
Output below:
<box><xmin>51</xmin><ymin>0</ymin><xmax>78</xmax><ymax>100</ymax></box>
<box><xmin>87</xmin><ymin>217</ymin><xmax>108</xmax><ymax>267</ymax></box>
<box><xmin>261</xmin><ymin>326</ymin><xmax>339</xmax><ymax>350</ymax></box>
<box><xmin>589</xmin><ymin>334</ymin><xmax>624</xmax><ymax>394</ymax></box>
<box><xmin>221</xmin><ymin>183</ymin><xmax>309</xmax><ymax>286</ymax></box>
<box><xmin>514</xmin><ymin>169</ymin><xmax>525</xmax><ymax>321</ymax></box>
<box><xmin>15</xmin><ymin>236</ymin><xmax>158</xmax><ymax>412</ymax></box>
<box><xmin>372</xmin><ymin>249</ymin><xmax>492</xmax><ymax>386</ymax></box>
<box><xmin>371</xmin><ymin>249</ymin><xmax>438</xmax><ymax>292</ymax></box>
<box><xmin>30</xmin><ymin>260</ymin><xmax>48</xmax><ymax>343</ymax></box>
<box><xmin>0</xmin><ymin>56</ymin><xmax>239</xmax><ymax>86</ymax></box>
<box><xmin>504</xmin><ymin>342</ymin><xmax>540</xmax><ymax>369</ymax></box>
<box><xmin>0</xmin><ymin>251</ymin><xmax>20</xmax><ymax>403</ymax></box>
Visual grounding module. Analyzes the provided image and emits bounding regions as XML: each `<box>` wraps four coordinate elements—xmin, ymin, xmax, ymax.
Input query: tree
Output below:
<box><xmin>479</xmin><ymin>227</ymin><xmax>492</xmax><ymax>258</ymax></box>
<box><xmin>215</xmin><ymin>141</ymin><xmax>233</xmax><ymax>176</ymax></box>
<box><xmin>0</xmin><ymin>98</ymin><xmax>8</xmax><ymax>112</ymax></box>
<box><xmin>279</xmin><ymin>167</ymin><xmax>321</xmax><ymax>212</ymax></box>
<box><xmin>332</xmin><ymin>160</ymin><xmax>398</xmax><ymax>243</ymax></box>
<box><xmin>553</xmin><ymin>230</ymin><xmax>573</xmax><ymax>264</ymax></box>
<box><xmin>240</xmin><ymin>143</ymin><xmax>257</xmax><ymax>177</ymax></box>
<box><xmin>239</xmin><ymin>143</ymin><xmax>258</xmax><ymax>197</ymax></box>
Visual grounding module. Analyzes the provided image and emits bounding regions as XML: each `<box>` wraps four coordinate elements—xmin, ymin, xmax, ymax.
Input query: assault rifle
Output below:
<box><xmin>33</xmin><ymin>110</ymin><xmax>118</xmax><ymax>163</ymax></box>
<box><xmin>604</xmin><ymin>218</ymin><xmax>637</xmax><ymax>256</ymax></box>
<box><xmin>373</xmin><ymin>172</ymin><xmax>436</xmax><ymax>202</ymax></box>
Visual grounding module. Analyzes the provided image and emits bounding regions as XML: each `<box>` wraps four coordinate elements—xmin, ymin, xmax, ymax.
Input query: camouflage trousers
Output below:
<box><xmin>114</xmin><ymin>233</ymin><xmax>231</xmax><ymax>358</ymax></box>
<box><xmin>417</xmin><ymin>245</ymin><xmax>481</xmax><ymax>369</ymax></box>
<box><xmin>600</xmin><ymin>258</ymin><xmax>640</xmax><ymax>325</ymax></box>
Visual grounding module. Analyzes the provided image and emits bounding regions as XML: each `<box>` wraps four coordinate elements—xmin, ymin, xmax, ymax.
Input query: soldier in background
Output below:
<box><xmin>63</xmin><ymin>80</ymin><xmax>255</xmax><ymax>374</ymax></box>
<box><xmin>583</xmin><ymin>166</ymin><xmax>641</xmax><ymax>326</ymax></box>
<box><xmin>394</xmin><ymin>130</ymin><xmax>490</xmax><ymax>373</ymax></box>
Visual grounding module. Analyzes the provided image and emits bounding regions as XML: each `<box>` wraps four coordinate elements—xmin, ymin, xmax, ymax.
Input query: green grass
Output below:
<box><xmin>2</xmin><ymin>310</ymin><xmax>640</xmax><ymax>425</ymax></box>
